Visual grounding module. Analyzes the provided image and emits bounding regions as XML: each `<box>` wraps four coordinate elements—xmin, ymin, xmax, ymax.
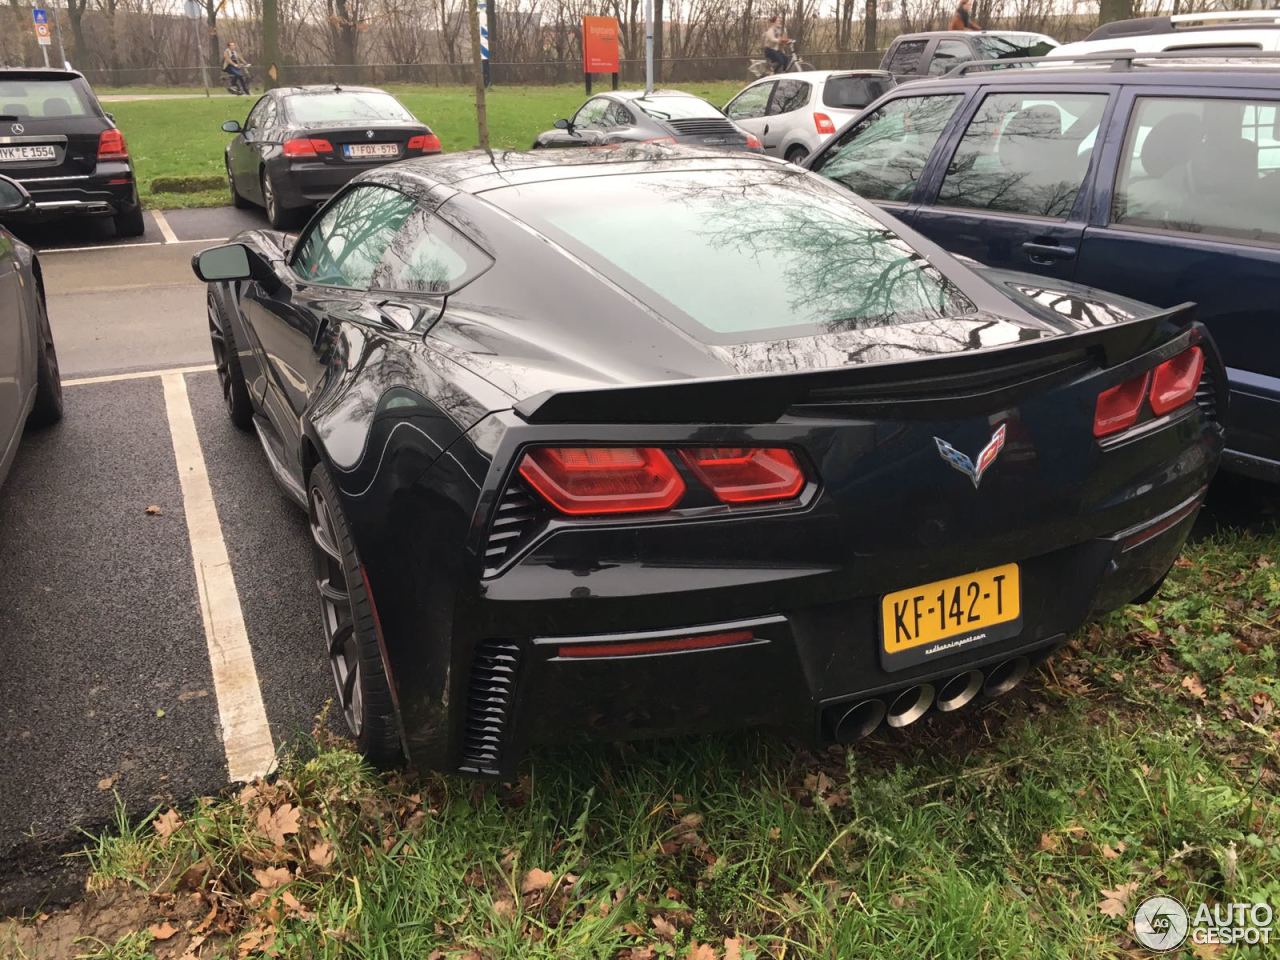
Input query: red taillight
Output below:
<box><xmin>1094</xmin><ymin>372</ymin><xmax>1150</xmax><ymax>438</ymax></box>
<box><xmin>407</xmin><ymin>133</ymin><xmax>442</xmax><ymax>153</ymax></box>
<box><xmin>814</xmin><ymin>112</ymin><xmax>836</xmax><ymax>135</ymax></box>
<box><xmin>1149</xmin><ymin>346</ymin><xmax>1204</xmax><ymax>416</ymax></box>
<box><xmin>282</xmin><ymin>138</ymin><xmax>333</xmax><ymax>158</ymax></box>
<box><xmin>557</xmin><ymin>629</ymin><xmax>755</xmax><ymax>659</ymax></box>
<box><xmin>679</xmin><ymin>447</ymin><xmax>806</xmax><ymax>504</ymax></box>
<box><xmin>518</xmin><ymin>447</ymin><xmax>685</xmax><ymax>516</ymax></box>
<box><xmin>97</xmin><ymin>128</ymin><xmax>128</xmax><ymax>160</ymax></box>
<box><xmin>745</xmin><ymin>133</ymin><xmax>763</xmax><ymax>150</ymax></box>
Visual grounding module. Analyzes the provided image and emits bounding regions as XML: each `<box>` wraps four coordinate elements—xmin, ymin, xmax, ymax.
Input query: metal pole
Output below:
<box><xmin>193</xmin><ymin>18</ymin><xmax>210</xmax><ymax>97</ymax></box>
<box><xmin>467</xmin><ymin>0</ymin><xmax>489</xmax><ymax>150</ymax></box>
<box><xmin>644</xmin><ymin>0</ymin><xmax>653</xmax><ymax>93</ymax></box>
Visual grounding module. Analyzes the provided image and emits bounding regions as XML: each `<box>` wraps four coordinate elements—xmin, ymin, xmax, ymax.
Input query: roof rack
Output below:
<box><xmin>1086</xmin><ymin>11</ymin><xmax>1280</xmax><ymax>43</ymax></box>
<box><xmin>946</xmin><ymin>48</ymin><xmax>1280</xmax><ymax>77</ymax></box>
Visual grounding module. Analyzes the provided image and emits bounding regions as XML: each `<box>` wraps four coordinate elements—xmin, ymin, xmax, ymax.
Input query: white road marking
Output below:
<box><xmin>39</xmin><ymin>238</ymin><xmax>223</xmax><ymax>254</ymax></box>
<box><xmin>150</xmin><ymin>208</ymin><xmax>180</xmax><ymax>244</ymax></box>
<box><xmin>64</xmin><ymin>363</ymin><xmax>217</xmax><ymax>387</ymax></box>
<box><xmin>162</xmin><ymin>372</ymin><xmax>276</xmax><ymax>782</ymax></box>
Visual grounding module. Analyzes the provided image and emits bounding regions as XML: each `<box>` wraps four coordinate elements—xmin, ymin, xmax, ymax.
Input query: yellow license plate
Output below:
<box><xmin>881</xmin><ymin>563</ymin><xmax>1021</xmax><ymax>665</ymax></box>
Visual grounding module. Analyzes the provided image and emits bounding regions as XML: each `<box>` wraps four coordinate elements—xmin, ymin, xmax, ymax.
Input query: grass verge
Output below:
<box><xmin>6</xmin><ymin>524</ymin><xmax>1274</xmax><ymax>959</ymax></box>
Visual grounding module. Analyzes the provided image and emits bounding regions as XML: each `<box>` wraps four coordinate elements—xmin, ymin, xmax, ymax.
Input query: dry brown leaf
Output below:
<box><xmin>308</xmin><ymin>840</ymin><xmax>334</xmax><ymax>867</ymax></box>
<box><xmin>178</xmin><ymin>933</ymin><xmax>207</xmax><ymax>960</ymax></box>
<box><xmin>493</xmin><ymin>897</ymin><xmax>516</xmax><ymax>919</ymax></box>
<box><xmin>652</xmin><ymin>914</ymin><xmax>678</xmax><ymax>941</ymax></box>
<box><xmin>685</xmin><ymin>943</ymin><xmax>717</xmax><ymax>960</ymax></box>
<box><xmin>96</xmin><ymin>775</ymin><xmax>117</xmax><ymax>792</ymax></box>
<box><xmin>1100</xmin><ymin>842</ymin><xmax>1126</xmax><ymax>860</ymax></box>
<box><xmin>1098</xmin><ymin>881</ymin><xmax>1139</xmax><ymax>918</ymax></box>
<box><xmin>1038</xmin><ymin>833</ymin><xmax>1060</xmax><ymax>852</ymax></box>
<box><xmin>253</xmin><ymin>865</ymin><xmax>292</xmax><ymax>890</ymax></box>
<box><xmin>281</xmin><ymin>890</ymin><xmax>314</xmax><ymax>920</ymax></box>
<box><xmin>192</xmin><ymin>901</ymin><xmax>218</xmax><ymax>935</ymax></box>
<box><xmin>1191</xmin><ymin>941</ymin><xmax>1225</xmax><ymax>959</ymax></box>
<box><xmin>521</xmin><ymin>867</ymin><xmax>555</xmax><ymax>894</ymax></box>
<box><xmin>1182</xmin><ymin>675</ymin><xmax>1209</xmax><ymax>702</ymax></box>
<box><xmin>256</xmin><ymin>803</ymin><xmax>301</xmax><ymax>847</ymax></box>
<box><xmin>148</xmin><ymin>922</ymin><xmax>178</xmax><ymax>941</ymax></box>
<box><xmin>723</xmin><ymin>938</ymin><xmax>743</xmax><ymax>960</ymax></box>
<box><xmin>145</xmin><ymin>505</ymin><xmax>162</xmax><ymax>515</ymax></box>
<box><xmin>154</xmin><ymin>808</ymin><xmax>183</xmax><ymax>841</ymax></box>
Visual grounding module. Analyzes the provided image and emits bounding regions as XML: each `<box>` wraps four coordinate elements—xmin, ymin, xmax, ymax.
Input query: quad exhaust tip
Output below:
<box><xmin>885</xmin><ymin>683</ymin><xmax>934</xmax><ymax>728</ymax></box>
<box><xmin>983</xmin><ymin>656</ymin><xmax>1030</xmax><ymax>698</ymax></box>
<box><xmin>830</xmin><ymin>699</ymin><xmax>886</xmax><ymax>743</ymax></box>
<box><xmin>936</xmin><ymin>670</ymin><xmax>984</xmax><ymax>713</ymax></box>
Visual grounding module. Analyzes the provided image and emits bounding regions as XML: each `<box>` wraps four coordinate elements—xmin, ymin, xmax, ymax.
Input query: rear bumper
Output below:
<box><xmin>272</xmin><ymin>155</ymin><xmax>435</xmax><ymax>207</ymax></box>
<box><xmin>5</xmin><ymin>167</ymin><xmax>138</xmax><ymax>220</ymax></box>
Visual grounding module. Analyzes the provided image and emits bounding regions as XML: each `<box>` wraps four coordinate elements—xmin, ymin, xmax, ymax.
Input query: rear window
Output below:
<box><xmin>823</xmin><ymin>75</ymin><xmax>892</xmax><ymax>109</ymax></box>
<box><xmin>284</xmin><ymin>91</ymin><xmax>415</xmax><ymax>125</ymax></box>
<box><xmin>0</xmin><ymin>79</ymin><xmax>95</xmax><ymax>119</ymax></box>
<box><xmin>975</xmin><ymin>34</ymin><xmax>1058</xmax><ymax>61</ymax></box>
<box><xmin>489</xmin><ymin>169</ymin><xmax>974</xmax><ymax>342</ymax></box>
<box><xmin>633</xmin><ymin>96</ymin><xmax>723</xmax><ymax>121</ymax></box>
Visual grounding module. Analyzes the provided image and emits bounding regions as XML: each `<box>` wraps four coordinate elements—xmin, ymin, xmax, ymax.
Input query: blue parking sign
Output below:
<box><xmin>32</xmin><ymin>8</ymin><xmax>48</xmax><ymax>24</ymax></box>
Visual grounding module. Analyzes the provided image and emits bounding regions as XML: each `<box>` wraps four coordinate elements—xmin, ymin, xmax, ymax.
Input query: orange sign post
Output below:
<box><xmin>582</xmin><ymin>16</ymin><xmax>620</xmax><ymax>94</ymax></box>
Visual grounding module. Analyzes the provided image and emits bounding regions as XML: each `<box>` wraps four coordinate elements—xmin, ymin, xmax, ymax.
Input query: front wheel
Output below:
<box><xmin>228</xmin><ymin>161</ymin><xmax>250</xmax><ymax>209</ymax></box>
<box><xmin>308</xmin><ymin>462</ymin><xmax>402</xmax><ymax>765</ymax></box>
<box><xmin>785</xmin><ymin>145</ymin><xmax>810</xmax><ymax>165</ymax></box>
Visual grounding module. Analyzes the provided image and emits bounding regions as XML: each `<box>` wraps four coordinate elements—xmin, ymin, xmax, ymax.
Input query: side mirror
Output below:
<box><xmin>222</xmin><ymin>119</ymin><xmax>243</xmax><ymax>134</ymax></box>
<box><xmin>553</xmin><ymin>118</ymin><xmax>571</xmax><ymax>131</ymax></box>
<box><xmin>193</xmin><ymin>243</ymin><xmax>253</xmax><ymax>282</ymax></box>
<box><xmin>0</xmin><ymin>175</ymin><xmax>33</xmax><ymax>213</ymax></box>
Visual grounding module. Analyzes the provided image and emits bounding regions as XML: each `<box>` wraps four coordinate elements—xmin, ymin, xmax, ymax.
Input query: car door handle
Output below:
<box><xmin>1022</xmin><ymin>241</ymin><xmax>1077</xmax><ymax>264</ymax></box>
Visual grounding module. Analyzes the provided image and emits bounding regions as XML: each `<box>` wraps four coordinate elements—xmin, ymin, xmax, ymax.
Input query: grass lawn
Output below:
<box><xmin>111</xmin><ymin>83</ymin><xmax>746</xmax><ymax>212</ymax></box>
<box><xmin>5</xmin><ymin>517</ymin><xmax>1277</xmax><ymax>959</ymax></box>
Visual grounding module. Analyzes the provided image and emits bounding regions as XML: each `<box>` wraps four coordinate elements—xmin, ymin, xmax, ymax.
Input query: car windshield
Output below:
<box><xmin>284</xmin><ymin>91</ymin><xmax>414</xmax><ymax>124</ymax></box>
<box><xmin>489</xmin><ymin>168</ymin><xmax>974</xmax><ymax>342</ymax></box>
<box><xmin>634</xmin><ymin>96</ymin><xmax>724</xmax><ymax>121</ymax></box>
<box><xmin>823</xmin><ymin>75</ymin><xmax>894</xmax><ymax>109</ymax></box>
<box><xmin>976</xmin><ymin>34</ymin><xmax>1058</xmax><ymax>60</ymax></box>
<box><xmin>0</xmin><ymin>79</ymin><xmax>94</xmax><ymax>119</ymax></box>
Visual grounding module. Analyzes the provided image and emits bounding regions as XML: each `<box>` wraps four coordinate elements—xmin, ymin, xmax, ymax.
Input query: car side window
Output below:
<box><xmin>885</xmin><ymin>40</ymin><xmax>928</xmax><ymax>75</ymax></box>
<box><xmin>573</xmin><ymin>98</ymin><xmax>611</xmax><ymax>130</ymax></box>
<box><xmin>768</xmin><ymin>80</ymin><xmax>810</xmax><ymax>116</ymax></box>
<box><xmin>291</xmin><ymin>185</ymin><xmax>417</xmax><ymax>289</ymax></box>
<box><xmin>243</xmin><ymin>97</ymin><xmax>268</xmax><ymax>138</ymax></box>
<box><xmin>726</xmin><ymin>82</ymin><xmax>774</xmax><ymax>121</ymax></box>
<box><xmin>1112</xmin><ymin>95</ymin><xmax>1280</xmax><ymax>245</ymax></box>
<box><xmin>811</xmin><ymin>94</ymin><xmax>963</xmax><ymax>202</ymax></box>
<box><xmin>605</xmin><ymin>102</ymin><xmax>634</xmax><ymax>127</ymax></box>
<box><xmin>929</xmin><ymin>39</ymin><xmax>974</xmax><ymax>76</ymax></box>
<box><xmin>257</xmin><ymin>99</ymin><xmax>278</xmax><ymax>138</ymax></box>
<box><xmin>937</xmin><ymin>92</ymin><xmax>1107</xmax><ymax>219</ymax></box>
<box><xmin>372</xmin><ymin>209</ymin><xmax>493</xmax><ymax>295</ymax></box>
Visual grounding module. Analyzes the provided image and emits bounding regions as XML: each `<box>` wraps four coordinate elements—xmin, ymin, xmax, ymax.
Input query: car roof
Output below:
<box><xmin>892</xmin><ymin>30</ymin><xmax>1055</xmax><ymax>41</ymax></box>
<box><xmin>606</xmin><ymin>89</ymin><xmax>704</xmax><ymax>101</ymax></box>
<box><xmin>274</xmin><ymin>84</ymin><xmax>389</xmax><ymax>97</ymax></box>
<box><xmin>744</xmin><ymin>69</ymin><xmax>893</xmax><ymax>84</ymax></box>
<box><xmin>906</xmin><ymin>53</ymin><xmax>1280</xmax><ymax>88</ymax></box>
<box><xmin>1054</xmin><ymin>29</ymin><xmax>1280</xmax><ymax>56</ymax></box>
<box><xmin>0</xmin><ymin>68</ymin><xmax>86</xmax><ymax>82</ymax></box>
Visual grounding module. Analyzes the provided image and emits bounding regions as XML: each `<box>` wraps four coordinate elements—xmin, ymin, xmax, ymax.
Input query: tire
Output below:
<box><xmin>208</xmin><ymin>289</ymin><xmax>254</xmax><ymax>430</ymax></box>
<box><xmin>113</xmin><ymin>203</ymin><xmax>145</xmax><ymax>238</ymax></box>
<box><xmin>261</xmin><ymin>170</ymin><xmax>299</xmax><ymax>230</ymax></box>
<box><xmin>308</xmin><ymin>461</ymin><xmax>402</xmax><ymax>765</ymax></box>
<box><xmin>785</xmin><ymin>145</ymin><xmax>809</xmax><ymax>165</ymax></box>
<box><xmin>228</xmin><ymin>161</ymin><xmax>250</xmax><ymax>209</ymax></box>
<box><xmin>28</xmin><ymin>292</ymin><xmax>63</xmax><ymax>427</ymax></box>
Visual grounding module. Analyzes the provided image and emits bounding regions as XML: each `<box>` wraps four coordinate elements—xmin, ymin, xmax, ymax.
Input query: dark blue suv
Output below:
<box><xmin>809</xmin><ymin>55</ymin><xmax>1280</xmax><ymax>481</ymax></box>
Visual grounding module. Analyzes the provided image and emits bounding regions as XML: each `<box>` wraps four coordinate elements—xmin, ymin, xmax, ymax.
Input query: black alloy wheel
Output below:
<box><xmin>29</xmin><ymin>293</ymin><xmax>63</xmax><ymax>426</ymax></box>
<box><xmin>207</xmin><ymin>290</ymin><xmax>253</xmax><ymax>430</ymax></box>
<box><xmin>228</xmin><ymin>160</ymin><xmax>250</xmax><ymax>209</ymax></box>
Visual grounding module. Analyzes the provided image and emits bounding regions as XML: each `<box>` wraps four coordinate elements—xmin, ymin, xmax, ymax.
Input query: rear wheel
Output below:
<box><xmin>228</xmin><ymin>160</ymin><xmax>250</xmax><ymax>209</ymax></box>
<box><xmin>28</xmin><ymin>293</ymin><xmax>63</xmax><ymax>427</ymax></box>
<box><xmin>308</xmin><ymin>462</ymin><xmax>402</xmax><ymax>765</ymax></box>
<box><xmin>261</xmin><ymin>170</ymin><xmax>299</xmax><ymax>230</ymax></box>
<box><xmin>208</xmin><ymin>290</ymin><xmax>253</xmax><ymax>430</ymax></box>
<box><xmin>113</xmin><ymin>203</ymin><xmax>145</xmax><ymax>238</ymax></box>
<box><xmin>785</xmin><ymin>145</ymin><xmax>809</xmax><ymax>165</ymax></box>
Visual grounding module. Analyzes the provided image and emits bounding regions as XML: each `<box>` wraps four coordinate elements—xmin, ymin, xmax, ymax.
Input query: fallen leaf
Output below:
<box><xmin>1182</xmin><ymin>675</ymin><xmax>1209</xmax><ymax>702</ymax></box>
<box><xmin>253</xmin><ymin>866</ymin><xmax>292</xmax><ymax>890</ymax></box>
<box><xmin>281</xmin><ymin>890</ymin><xmax>314</xmax><ymax>920</ymax></box>
<box><xmin>256</xmin><ymin>803</ymin><xmax>301</xmax><ymax>847</ymax></box>
<box><xmin>686</xmin><ymin>943</ymin><xmax>716</xmax><ymax>960</ymax></box>
<box><xmin>724</xmin><ymin>938</ymin><xmax>743</xmax><ymax>960</ymax></box>
<box><xmin>1191</xmin><ymin>941</ymin><xmax>1225</xmax><ymax>959</ymax></box>
<box><xmin>308</xmin><ymin>840</ymin><xmax>334</xmax><ymax>867</ymax></box>
<box><xmin>178</xmin><ymin>933</ymin><xmax>207</xmax><ymax>960</ymax></box>
<box><xmin>149</xmin><ymin>922</ymin><xmax>178</xmax><ymax>941</ymax></box>
<box><xmin>1100</xmin><ymin>842</ymin><xmax>1126</xmax><ymax>860</ymax></box>
<box><xmin>1098</xmin><ymin>881</ymin><xmax>1139</xmax><ymax>918</ymax></box>
<box><xmin>96</xmin><ymin>775</ymin><xmax>117</xmax><ymax>791</ymax></box>
<box><xmin>493</xmin><ymin>897</ymin><xmax>516</xmax><ymax>919</ymax></box>
<box><xmin>652</xmin><ymin>915</ymin><xmax>678</xmax><ymax>941</ymax></box>
<box><xmin>767</xmin><ymin>827</ymin><xmax>781</xmax><ymax>840</ymax></box>
<box><xmin>192</xmin><ymin>900</ymin><xmax>218</xmax><ymax>934</ymax></box>
<box><xmin>145</xmin><ymin>505</ymin><xmax>162</xmax><ymax>515</ymax></box>
<box><xmin>154</xmin><ymin>808</ymin><xmax>183</xmax><ymax>841</ymax></box>
<box><xmin>1038</xmin><ymin>833</ymin><xmax>1060</xmax><ymax>852</ymax></box>
<box><xmin>521</xmin><ymin>867</ymin><xmax>555</xmax><ymax>894</ymax></box>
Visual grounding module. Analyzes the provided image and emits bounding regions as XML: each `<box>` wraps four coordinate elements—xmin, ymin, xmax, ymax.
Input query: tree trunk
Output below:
<box><xmin>203</xmin><ymin>1</ymin><xmax>220</xmax><ymax>74</ymax></box>
<box><xmin>1098</xmin><ymin>0</ymin><xmax>1133</xmax><ymax>26</ymax></box>
<box><xmin>66</xmin><ymin>0</ymin><xmax>89</xmax><ymax>66</ymax></box>
<box><xmin>262</xmin><ymin>0</ymin><xmax>280</xmax><ymax>87</ymax></box>
<box><xmin>863</xmin><ymin>0</ymin><xmax>876</xmax><ymax>52</ymax></box>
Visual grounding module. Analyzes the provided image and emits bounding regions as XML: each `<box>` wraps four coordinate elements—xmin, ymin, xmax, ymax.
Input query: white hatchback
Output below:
<box><xmin>724</xmin><ymin>69</ymin><xmax>895</xmax><ymax>165</ymax></box>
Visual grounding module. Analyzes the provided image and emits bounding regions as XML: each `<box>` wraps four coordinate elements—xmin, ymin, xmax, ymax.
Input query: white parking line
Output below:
<box><xmin>64</xmin><ymin>364</ymin><xmax>217</xmax><ymax>387</ymax></box>
<box><xmin>162</xmin><ymin>372</ymin><xmax>276</xmax><ymax>783</ymax></box>
<box><xmin>150</xmin><ymin>209</ymin><xmax>180</xmax><ymax>244</ymax></box>
<box><xmin>39</xmin><ymin>238</ymin><xmax>223</xmax><ymax>255</ymax></box>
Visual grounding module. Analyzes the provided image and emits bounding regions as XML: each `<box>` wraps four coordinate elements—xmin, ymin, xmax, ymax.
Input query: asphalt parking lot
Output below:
<box><xmin>0</xmin><ymin>206</ymin><xmax>333</xmax><ymax>910</ymax></box>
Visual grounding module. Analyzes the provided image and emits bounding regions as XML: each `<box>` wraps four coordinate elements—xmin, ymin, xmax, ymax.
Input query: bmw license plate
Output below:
<box><xmin>880</xmin><ymin>563</ymin><xmax>1021</xmax><ymax>671</ymax></box>
<box><xmin>0</xmin><ymin>145</ymin><xmax>56</xmax><ymax>162</ymax></box>
<box><xmin>343</xmin><ymin>143</ymin><xmax>398</xmax><ymax>159</ymax></box>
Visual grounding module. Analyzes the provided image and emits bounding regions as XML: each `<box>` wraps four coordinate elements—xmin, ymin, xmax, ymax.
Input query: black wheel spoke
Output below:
<box><xmin>341</xmin><ymin>661</ymin><xmax>358</xmax><ymax>708</ymax></box>
<box><xmin>317</xmin><ymin>577</ymin><xmax>347</xmax><ymax>603</ymax></box>
<box><xmin>311</xmin><ymin>522</ymin><xmax>342</xmax><ymax>563</ymax></box>
<box><xmin>329</xmin><ymin>620</ymin><xmax>353</xmax><ymax>656</ymax></box>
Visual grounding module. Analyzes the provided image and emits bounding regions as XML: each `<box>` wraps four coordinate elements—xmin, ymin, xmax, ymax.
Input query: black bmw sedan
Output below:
<box><xmin>222</xmin><ymin>84</ymin><xmax>441</xmax><ymax>228</ymax></box>
<box><xmin>192</xmin><ymin>146</ymin><xmax>1223</xmax><ymax>777</ymax></box>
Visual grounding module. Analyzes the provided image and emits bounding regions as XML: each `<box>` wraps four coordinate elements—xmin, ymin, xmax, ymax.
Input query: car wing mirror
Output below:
<box><xmin>222</xmin><ymin>119</ymin><xmax>243</xmax><ymax>133</ymax></box>
<box><xmin>554</xmin><ymin>117</ymin><xmax>573</xmax><ymax>132</ymax></box>
<box><xmin>0</xmin><ymin>175</ymin><xmax>34</xmax><ymax>214</ymax></box>
<box><xmin>192</xmin><ymin>242</ymin><xmax>282</xmax><ymax>293</ymax></box>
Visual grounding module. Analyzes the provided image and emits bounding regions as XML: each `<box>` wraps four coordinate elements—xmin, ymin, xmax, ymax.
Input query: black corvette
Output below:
<box><xmin>193</xmin><ymin>146</ymin><xmax>1223</xmax><ymax>777</ymax></box>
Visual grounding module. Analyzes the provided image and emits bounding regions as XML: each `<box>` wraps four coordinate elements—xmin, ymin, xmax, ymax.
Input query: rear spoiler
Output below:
<box><xmin>513</xmin><ymin>304</ymin><xmax>1196</xmax><ymax>425</ymax></box>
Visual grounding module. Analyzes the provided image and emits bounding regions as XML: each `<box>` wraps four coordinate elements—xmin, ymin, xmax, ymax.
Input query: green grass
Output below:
<box><xmin>109</xmin><ymin>83</ymin><xmax>746</xmax><ymax>210</ymax></box>
<box><xmin>59</xmin><ymin>525</ymin><xmax>1280</xmax><ymax>958</ymax></box>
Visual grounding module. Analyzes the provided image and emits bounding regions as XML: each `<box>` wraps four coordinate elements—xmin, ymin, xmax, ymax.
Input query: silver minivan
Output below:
<box><xmin>724</xmin><ymin>70</ymin><xmax>895</xmax><ymax>165</ymax></box>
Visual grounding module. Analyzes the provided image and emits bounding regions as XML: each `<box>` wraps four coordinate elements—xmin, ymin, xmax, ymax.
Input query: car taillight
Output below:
<box><xmin>1094</xmin><ymin>371</ymin><xmax>1150</xmax><ymax>438</ymax></box>
<box><xmin>1149</xmin><ymin>346</ymin><xmax>1204</xmax><ymax>416</ymax></box>
<box><xmin>744</xmin><ymin>133</ymin><xmax>763</xmax><ymax>150</ymax></box>
<box><xmin>814</xmin><ymin>112</ymin><xmax>836</xmax><ymax>135</ymax></box>
<box><xmin>97</xmin><ymin>128</ymin><xmax>128</xmax><ymax>160</ymax></box>
<box><xmin>518</xmin><ymin>447</ymin><xmax>685</xmax><ymax>516</ymax></box>
<box><xmin>679</xmin><ymin>447</ymin><xmax>806</xmax><ymax>504</ymax></box>
<box><xmin>643</xmin><ymin>136</ymin><xmax>677</xmax><ymax>145</ymax></box>
<box><xmin>407</xmin><ymin>133</ymin><xmax>442</xmax><ymax>153</ymax></box>
<box><xmin>282</xmin><ymin>138</ymin><xmax>333</xmax><ymax>158</ymax></box>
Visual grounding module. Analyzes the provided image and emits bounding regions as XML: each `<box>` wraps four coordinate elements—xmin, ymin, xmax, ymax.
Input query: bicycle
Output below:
<box><xmin>748</xmin><ymin>42</ymin><xmax>814</xmax><ymax>78</ymax></box>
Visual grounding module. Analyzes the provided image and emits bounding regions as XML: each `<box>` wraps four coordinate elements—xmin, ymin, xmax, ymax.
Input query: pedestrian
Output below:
<box><xmin>949</xmin><ymin>0</ymin><xmax>982</xmax><ymax>31</ymax></box>
<box><xmin>762</xmin><ymin>16</ymin><xmax>790</xmax><ymax>75</ymax></box>
<box><xmin>222</xmin><ymin>40</ymin><xmax>251</xmax><ymax>95</ymax></box>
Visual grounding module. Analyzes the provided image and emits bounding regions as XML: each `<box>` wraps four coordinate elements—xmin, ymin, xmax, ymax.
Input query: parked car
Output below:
<box><xmin>222</xmin><ymin>84</ymin><xmax>442</xmax><ymax>229</ymax></box>
<box><xmin>880</xmin><ymin>31</ymin><xmax>1058</xmax><ymax>80</ymax></box>
<box><xmin>0</xmin><ymin>176</ymin><xmax>62</xmax><ymax>493</ymax></box>
<box><xmin>533</xmin><ymin>90</ymin><xmax>762</xmax><ymax>152</ymax></box>
<box><xmin>191</xmin><ymin>145</ymin><xmax>1222</xmax><ymax>776</ymax></box>
<box><xmin>0</xmin><ymin>67</ymin><xmax>143</xmax><ymax>237</ymax></box>
<box><xmin>724</xmin><ymin>70</ymin><xmax>895</xmax><ymax>164</ymax></box>
<box><xmin>1050</xmin><ymin>10</ymin><xmax>1280</xmax><ymax>58</ymax></box>
<box><xmin>807</xmin><ymin>53</ymin><xmax>1279</xmax><ymax>481</ymax></box>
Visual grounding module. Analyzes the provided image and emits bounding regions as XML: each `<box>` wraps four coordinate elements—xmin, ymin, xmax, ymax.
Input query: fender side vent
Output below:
<box><xmin>483</xmin><ymin>483</ymin><xmax>544</xmax><ymax>575</ymax></box>
<box><xmin>1195</xmin><ymin>363</ymin><xmax>1218</xmax><ymax>424</ymax></box>
<box><xmin>459</xmin><ymin>640</ymin><xmax>521</xmax><ymax>777</ymax></box>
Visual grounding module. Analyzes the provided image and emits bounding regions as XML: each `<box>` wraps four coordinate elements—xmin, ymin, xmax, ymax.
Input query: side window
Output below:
<box><xmin>1113</xmin><ymin>96</ymin><xmax>1280</xmax><ymax>245</ymax></box>
<box><xmin>768</xmin><ymin>79</ymin><xmax>810</xmax><ymax>116</ymax></box>
<box><xmin>257</xmin><ymin>99</ymin><xmax>278</xmax><ymax>137</ymax></box>
<box><xmin>605</xmin><ymin>102</ymin><xmax>634</xmax><ymax>127</ymax></box>
<box><xmin>811</xmin><ymin>94</ymin><xmax>963</xmax><ymax>202</ymax></box>
<box><xmin>372</xmin><ymin>209</ymin><xmax>493</xmax><ymax>294</ymax></box>
<box><xmin>928</xmin><ymin>39</ymin><xmax>974</xmax><ymax>76</ymax></box>
<box><xmin>573</xmin><ymin>98</ymin><xmax>611</xmax><ymax>130</ymax></box>
<box><xmin>291</xmin><ymin>185</ymin><xmax>417</xmax><ymax>289</ymax></box>
<box><xmin>726</xmin><ymin>82</ymin><xmax>773</xmax><ymax>121</ymax></box>
<box><xmin>885</xmin><ymin>40</ymin><xmax>928</xmax><ymax>75</ymax></box>
<box><xmin>243</xmin><ymin>97</ymin><xmax>268</xmax><ymax>138</ymax></box>
<box><xmin>937</xmin><ymin>92</ymin><xmax>1108</xmax><ymax>218</ymax></box>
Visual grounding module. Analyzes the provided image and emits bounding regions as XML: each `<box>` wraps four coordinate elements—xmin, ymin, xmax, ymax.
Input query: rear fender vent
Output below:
<box><xmin>459</xmin><ymin>640</ymin><xmax>521</xmax><ymax>777</ymax></box>
<box><xmin>483</xmin><ymin>482</ymin><xmax>546</xmax><ymax>575</ymax></box>
<box><xmin>1195</xmin><ymin>361</ymin><xmax>1218</xmax><ymax>424</ymax></box>
<box><xmin>667</xmin><ymin>118</ymin><xmax>740</xmax><ymax>137</ymax></box>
